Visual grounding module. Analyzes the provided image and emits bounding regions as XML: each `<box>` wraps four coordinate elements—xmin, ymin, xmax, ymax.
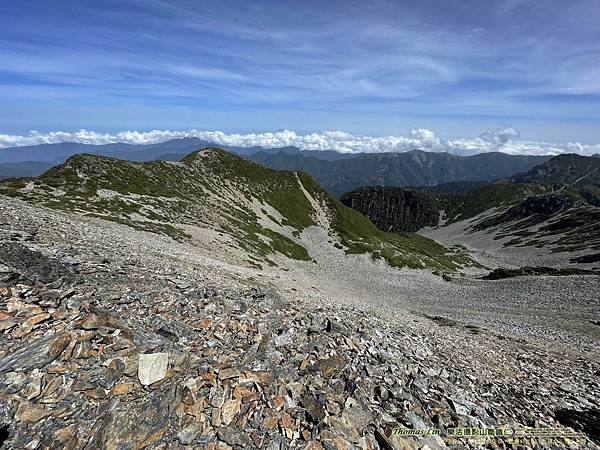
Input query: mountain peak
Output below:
<box><xmin>181</xmin><ymin>147</ymin><xmax>227</xmax><ymax>163</ymax></box>
<box><xmin>511</xmin><ymin>153</ymin><xmax>600</xmax><ymax>185</ymax></box>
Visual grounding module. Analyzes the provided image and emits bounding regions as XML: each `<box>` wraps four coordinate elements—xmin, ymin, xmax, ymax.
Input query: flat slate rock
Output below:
<box><xmin>138</xmin><ymin>352</ymin><xmax>169</xmax><ymax>386</ymax></box>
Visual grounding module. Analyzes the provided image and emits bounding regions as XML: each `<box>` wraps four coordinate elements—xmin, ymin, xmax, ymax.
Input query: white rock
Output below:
<box><xmin>138</xmin><ymin>353</ymin><xmax>169</xmax><ymax>386</ymax></box>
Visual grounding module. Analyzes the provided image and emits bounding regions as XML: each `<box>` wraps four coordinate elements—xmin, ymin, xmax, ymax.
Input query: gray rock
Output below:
<box><xmin>0</xmin><ymin>332</ymin><xmax>71</xmax><ymax>373</ymax></box>
<box><xmin>217</xmin><ymin>426</ymin><xmax>253</xmax><ymax>447</ymax></box>
<box><xmin>177</xmin><ymin>424</ymin><xmax>199</xmax><ymax>445</ymax></box>
<box><xmin>91</xmin><ymin>381</ymin><xmax>182</xmax><ymax>448</ymax></box>
<box><xmin>1</xmin><ymin>197</ymin><xmax>599</xmax><ymax>449</ymax></box>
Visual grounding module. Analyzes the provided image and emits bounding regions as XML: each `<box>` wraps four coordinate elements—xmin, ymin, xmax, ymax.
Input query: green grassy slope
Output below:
<box><xmin>1</xmin><ymin>150</ymin><xmax>313</xmax><ymax>263</ymax></box>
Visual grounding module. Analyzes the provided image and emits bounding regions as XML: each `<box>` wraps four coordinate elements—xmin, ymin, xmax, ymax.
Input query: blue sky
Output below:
<box><xmin>1</xmin><ymin>0</ymin><xmax>599</xmax><ymax>145</ymax></box>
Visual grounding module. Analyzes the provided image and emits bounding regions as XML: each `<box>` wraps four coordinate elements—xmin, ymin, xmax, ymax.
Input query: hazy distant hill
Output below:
<box><xmin>0</xmin><ymin>138</ymin><xmax>362</xmax><ymax>179</ymax></box>
<box><xmin>0</xmin><ymin>138</ymin><xmax>360</xmax><ymax>165</ymax></box>
<box><xmin>248</xmin><ymin>150</ymin><xmax>550</xmax><ymax>196</ymax></box>
<box><xmin>0</xmin><ymin>161</ymin><xmax>53</xmax><ymax>179</ymax></box>
<box><xmin>0</xmin><ymin>138</ymin><xmax>220</xmax><ymax>164</ymax></box>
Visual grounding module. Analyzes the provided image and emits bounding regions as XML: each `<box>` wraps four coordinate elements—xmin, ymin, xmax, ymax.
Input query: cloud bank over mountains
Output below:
<box><xmin>0</xmin><ymin>128</ymin><xmax>598</xmax><ymax>156</ymax></box>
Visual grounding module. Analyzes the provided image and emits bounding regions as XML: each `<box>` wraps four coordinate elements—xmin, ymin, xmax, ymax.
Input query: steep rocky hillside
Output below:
<box><xmin>247</xmin><ymin>150</ymin><xmax>549</xmax><ymax>196</ymax></box>
<box><xmin>339</xmin><ymin>154</ymin><xmax>600</xmax><ymax>265</ymax></box>
<box><xmin>407</xmin><ymin>180</ymin><xmax>489</xmax><ymax>194</ymax></box>
<box><xmin>456</xmin><ymin>155</ymin><xmax>600</xmax><ymax>258</ymax></box>
<box><xmin>511</xmin><ymin>153</ymin><xmax>600</xmax><ymax>206</ymax></box>
<box><xmin>340</xmin><ymin>187</ymin><xmax>440</xmax><ymax>232</ymax></box>
<box><xmin>342</xmin><ymin>179</ymin><xmax>600</xmax><ymax>266</ymax></box>
<box><xmin>1</xmin><ymin>198</ymin><xmax>599</xmax><ymax>449</ymax></box>
<box><xmin>340</xmin><ymin>183</ymin><xmax>543</xmax><ymax>233</ymax></box>
<box><xmin>0</xmin><ymin>148</ymin><xmax>472</xmax><ymax>273</ymax></box>
<box><xmin>512</xmin><ymin>153</ymin><xmax>600</xmax><ymax>186</ymax></box>
<box><xmin>471</xmin><ymin>193</ymin><xmax>600</xmax><ymax>256</ymax></box>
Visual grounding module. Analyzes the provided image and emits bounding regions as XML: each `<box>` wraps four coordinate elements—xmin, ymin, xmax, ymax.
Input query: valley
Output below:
<box><xmin>342</xmin><ymin>154</ymin><xmax>600</xmax><ymax>271</ymax></box>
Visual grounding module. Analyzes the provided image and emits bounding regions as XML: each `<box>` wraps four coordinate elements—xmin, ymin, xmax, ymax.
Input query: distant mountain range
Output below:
<box><xmin>246</xmin><ymin>150</ymin><xmax>550</xmax><ymax>196</ymax></box>
<box><xmin>0</xmin><ymin>138</ymin><xmax>358</xmax><ymax>179</ymax></box>
<box><xmin>0</xmin><ymin>139</ymin><xmax>550</xmax><ymax>195</ymax></box>
<box><xmin>0</xmin><ymin>137</ymin><xmax>356</xmax><ymax>165</ymax></box>
<box><xmin>0</xmin><ymin>161</ymin><xmax>54</xmax><ymax>179</ymax></box>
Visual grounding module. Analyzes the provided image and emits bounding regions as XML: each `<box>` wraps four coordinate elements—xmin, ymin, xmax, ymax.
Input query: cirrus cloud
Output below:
<box><xmin>0</xmin><ymin>128</ymin><xmax>598</xmax><ymax>157</ymax></box>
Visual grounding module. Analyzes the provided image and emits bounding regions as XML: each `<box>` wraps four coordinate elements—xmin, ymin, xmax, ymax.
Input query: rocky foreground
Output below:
<box><xmin>0</xmin><ymin>198</ymin><xmax>599</xmax><ymax>449</ymax></box>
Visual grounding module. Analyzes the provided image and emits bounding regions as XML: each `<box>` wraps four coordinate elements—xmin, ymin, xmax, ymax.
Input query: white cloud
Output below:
<box><xmin>479</xmin><ymin>127</ymin><xmax>520</xmax><ymax>145</ymax></box>
<box><xmin>0</xmin><ymin>128</ymin><xmax>599</xmax><ymax>156</ymax></box>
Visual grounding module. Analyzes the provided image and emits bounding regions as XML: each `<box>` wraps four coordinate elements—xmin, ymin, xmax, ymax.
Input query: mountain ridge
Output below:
<box><xmin>1</xmin><ymin>139</ymin><xmax>549</xmax><ymax>192</ymax></box>
<box><xmin>511</xmin><ymin>153</ymin><xmax>600</xmax><ymax>185</ymax></box>
<box><xmin>0</xmin><ymin>148</ymin><xmax>473</xmax><ymax>273</ymax></box>
<box><xmin>340</xmin><ymin>183</ymin><xmax>545</xmax><ymax>232</ymax></box>
<box><xmin>247</xmin><ymin>150</ymin><xmax>550</xmax><ymax>196</ymax></box>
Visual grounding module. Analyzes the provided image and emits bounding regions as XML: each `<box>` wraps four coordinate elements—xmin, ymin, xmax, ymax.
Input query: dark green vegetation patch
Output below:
<box><xmin>482</xmin><ymin>266</ymin><xmax>598</xmax><ymax>280</ymax></box>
